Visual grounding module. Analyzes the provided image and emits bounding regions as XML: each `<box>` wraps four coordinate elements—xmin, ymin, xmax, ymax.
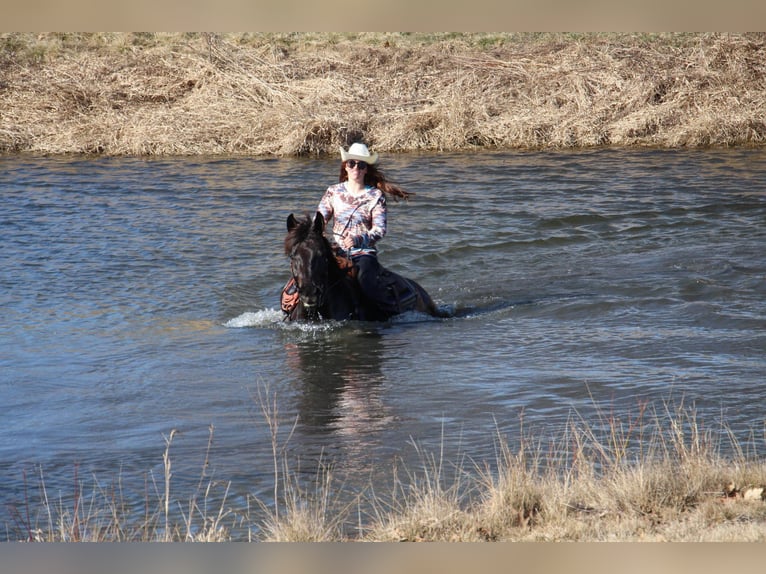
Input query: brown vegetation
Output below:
<box><xmin>1</xmin><ymin>32</ymin><xmax>765</xmax><ymax>156</ymax></box>
<box><xmin>6</xmin><ymin>394</ymin><xmax>766</xmax><ymax>542</ymax></box>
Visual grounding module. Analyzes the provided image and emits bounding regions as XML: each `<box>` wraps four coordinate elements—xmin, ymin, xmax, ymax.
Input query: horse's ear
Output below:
<box><xmin>312</xmin><ymin>211</ymin><xmax>325</xmax><ymax>234</ymax></box>
<box><xmin>287</xmin><ymin>213</ymin><xmax>298</xmax><ymax>231</ymax></box>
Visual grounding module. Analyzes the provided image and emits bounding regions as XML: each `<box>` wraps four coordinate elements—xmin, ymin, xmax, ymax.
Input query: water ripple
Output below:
<box><xmin>2</xmin><ymin>149</ymin><xmax>765</xmax><ymax>534</ymax></box>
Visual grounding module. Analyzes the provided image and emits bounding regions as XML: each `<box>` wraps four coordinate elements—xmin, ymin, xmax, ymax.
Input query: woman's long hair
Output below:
<box><xmin>338</xmin><ymin>161</ymin><xmax>413</xmax><ymax>201</ymax></box>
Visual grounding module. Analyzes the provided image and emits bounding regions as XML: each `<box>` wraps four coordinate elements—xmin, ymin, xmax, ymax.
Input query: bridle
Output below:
<box><xmin>289</xmin><ymin>247</ymin><xmax>325</xmax><ymax>309</ymax></box>
<box><xmin>289</xmin><ymin>240</ymin><xmax>351</xmax><ymax>317</ymax></box>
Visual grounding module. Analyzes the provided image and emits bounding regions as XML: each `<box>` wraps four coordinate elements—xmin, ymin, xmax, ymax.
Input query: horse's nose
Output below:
<box><xmin>300</xmin><ymin>285</ymin><xmax>322</xmax><ymax>308</ymax></box>
<box><xmin>300</xmin><ymin>294</ymin><xmax>319</xmax><ymax>308</ymax></box>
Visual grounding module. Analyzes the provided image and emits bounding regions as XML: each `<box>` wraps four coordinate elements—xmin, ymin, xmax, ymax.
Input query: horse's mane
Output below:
<box><xmin>284</xmin><ymin>213</ymin><xmax>336</xmax><ymax>269</ymax></box>
<box><xmin>285</xmin><ymin>213</ymin><xmax>313</xmax><ymax>255</ymax></box>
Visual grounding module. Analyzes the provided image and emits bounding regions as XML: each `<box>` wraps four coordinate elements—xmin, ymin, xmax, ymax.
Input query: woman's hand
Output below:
<box><xmin>341</xmin><ymin>234</ymin><xmax>356</xmax><ymax>250</ymax></box>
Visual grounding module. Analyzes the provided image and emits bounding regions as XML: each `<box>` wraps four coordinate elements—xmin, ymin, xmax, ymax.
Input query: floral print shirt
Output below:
<box><xmin>317</xmin><ymin>182</ymin><xmax>387</xmax><ymax>256</ymax></box>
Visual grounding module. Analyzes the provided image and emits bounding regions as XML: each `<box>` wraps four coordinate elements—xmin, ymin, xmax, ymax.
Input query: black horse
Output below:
<box><xmin>283</xmin><ymin>212</ymin><xmax>448</xmax><ymax>322</ymax></box>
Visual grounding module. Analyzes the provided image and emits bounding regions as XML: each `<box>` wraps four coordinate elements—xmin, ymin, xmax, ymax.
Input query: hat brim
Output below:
<box><xmin>340</xmin><ymin>147</ymin><xmax>378</xmax><ymax>165</ymax></box>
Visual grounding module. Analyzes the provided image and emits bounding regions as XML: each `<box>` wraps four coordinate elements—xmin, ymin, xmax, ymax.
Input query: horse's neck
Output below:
<box><xmin>325</xmin><ymin>250</ymin><xmax>347</xmax><ymax>282</ymax></box>
<box><xmin>324</xmin><ymin>258</ymin><xmax>358</xmax><ymax>319</ymax></box>
<box><xmin>327</xmin><ymin>263</ymin><xmax>345</xmax><ymax>283</ymax></box>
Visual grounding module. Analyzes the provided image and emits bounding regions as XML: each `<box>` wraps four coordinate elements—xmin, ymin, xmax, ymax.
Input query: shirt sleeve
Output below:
<box><xmin>317</xmin><ymin>187</ymin><xmax>334</xmax><ymax>226</ymax></box>
<box><xmin>366</xmin><ymin>193</ymin><xmax>387</xmax><ymax>245</ymax></box>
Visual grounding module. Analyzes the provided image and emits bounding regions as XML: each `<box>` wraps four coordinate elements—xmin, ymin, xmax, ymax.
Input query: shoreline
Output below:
<box><xmin>1</xmin><ymin>33</ymin><xmax>764</xmax><ymax>156</ymax></box>
<box><xmin>5</xmin><ymin>399</ymin><xmax>766</xmax><ymax>541</ymax></box>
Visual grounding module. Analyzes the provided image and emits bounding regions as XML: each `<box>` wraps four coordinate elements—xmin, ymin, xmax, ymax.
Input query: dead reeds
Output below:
<box><xmin>5</xmin><ymin>390</ymin><xmax>766</xmax><ymax>542</ymax></box>
<box><xmin>1</xmin><ymin>33</ymin><xmax>764</xmax><ymax>156</ymax></box>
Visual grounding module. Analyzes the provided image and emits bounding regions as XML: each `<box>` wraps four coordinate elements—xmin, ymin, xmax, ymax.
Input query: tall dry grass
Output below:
<box><xmin>359</xmin><ymin>401</ymin><xmax>766</xmax><ymax>542</ymax></box>
<box><xmin>4</xmin><ymin>426</ymin><xmax>236</xmax><ymax>541</ymax></box>
<box><xmin>5</xmin><ymin>392</ymin><xmax>766</xmax><ymax>542</ymax></box>
<box><xmin>1</xmin><ymin>33</ymin><xmax>764</xmax><ymax>156</ymax></box>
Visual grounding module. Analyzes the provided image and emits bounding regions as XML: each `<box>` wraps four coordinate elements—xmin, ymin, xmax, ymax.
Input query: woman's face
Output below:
<box><xmin>344</xmin><ymin>160</ymin><xmax>368</xmax><ymax>182</ymax></box>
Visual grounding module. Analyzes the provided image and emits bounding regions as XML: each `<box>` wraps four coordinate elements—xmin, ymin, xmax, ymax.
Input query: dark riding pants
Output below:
<box><xmin>352</xmin><ymin>254</ymin><xmax>384</xmax><ymax>304</ymax></box>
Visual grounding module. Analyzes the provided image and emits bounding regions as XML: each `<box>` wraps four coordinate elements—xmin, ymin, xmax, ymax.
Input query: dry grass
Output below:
<box><xmin>359</xmin><ymin>401</ymin><xmax>766</xmax><ymax>542</ymax></box>
<box><xmin>1</xmin><ymin>33</ymin><xmax>764</xmax><ymax>155</ymax></box>
<box><xmin>4</xmin><ymin>426</ymin><xmax>236</xmax><ymax>541</ymax></box>
<box><xmin>4</xmin><ymin>393</ymin><xmax>766</xmax><ymax>542</ymax></box>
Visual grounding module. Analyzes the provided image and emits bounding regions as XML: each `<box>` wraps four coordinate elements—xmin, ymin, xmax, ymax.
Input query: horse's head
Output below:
<box><xmin>285</xmin><ymin>212</ymin><xmax>333</xmax><ymax>318</ymax></box>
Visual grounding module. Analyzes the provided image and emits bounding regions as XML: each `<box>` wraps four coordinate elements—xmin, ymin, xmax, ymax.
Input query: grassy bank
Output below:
<box><xmin>5</xmin><ymin>396</ymin><xmax>766</xmax><ymax>542</ymax></box>
<box><xmin>1</xmin><ymin>33</ymin><xmax>765</xmax><ymax>156</ymax></box>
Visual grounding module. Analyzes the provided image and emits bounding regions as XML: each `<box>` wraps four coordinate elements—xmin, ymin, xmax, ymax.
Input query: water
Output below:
<box><xmin>1</xmin><ymin>149</ymin><xmax>765</xmax><ymax>538</ymax></box>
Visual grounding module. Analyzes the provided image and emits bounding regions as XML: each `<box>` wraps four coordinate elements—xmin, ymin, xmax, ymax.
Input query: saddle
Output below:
<box><xmin>375</xmin><ymin>267</ymin><xmax>419</xmax><ymax>314</ymax></box>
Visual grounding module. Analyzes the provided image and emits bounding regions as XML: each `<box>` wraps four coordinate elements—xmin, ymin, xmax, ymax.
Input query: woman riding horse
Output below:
<box><xmin>318</xmin><ymin>142</ymin><xmax>412</xmax><ymax>312</ymax></box>
<box><xmin>283</xmin><ymin>142</ymin><xmax>440</xmax><ymax>320</ymax></box>
<box><xmin>284</xmin><ymin>211</ymin><xmax>444</xmax><ymax>321</ymax></box>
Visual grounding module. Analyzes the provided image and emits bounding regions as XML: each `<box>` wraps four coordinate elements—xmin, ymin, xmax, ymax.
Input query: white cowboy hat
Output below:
<box><xmin>339</xmin><ymin>142</ymin><xmax>378</xmax><ymax>165</ymax></box>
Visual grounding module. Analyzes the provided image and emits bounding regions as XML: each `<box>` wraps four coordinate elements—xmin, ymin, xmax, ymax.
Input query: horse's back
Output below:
<box><xmin>376</xmin><ymin>267</ymin><xmax>448</xmax><ymax>319</ymax></box>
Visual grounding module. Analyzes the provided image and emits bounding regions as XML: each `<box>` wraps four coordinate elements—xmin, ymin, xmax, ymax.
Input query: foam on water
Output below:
<box><xmin>224</xmin><ymin>308</ymin><xmax>343</xmax><ymax>334</ymax></box>
<box><xmin>224</xmin><ymin>308</ymin><xmax>283</xmax><ymax>328</ymax></box>
<box><xmin>225</xmin><ymin>306</ymin><xmax>450</xmax><ymax>330</ymax></box>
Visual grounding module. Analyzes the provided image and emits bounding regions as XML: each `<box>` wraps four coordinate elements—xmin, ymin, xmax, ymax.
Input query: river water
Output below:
<box><xmin>1</xmin><ymin>149</ymin><xmax>765</xmax><ymax>538</ymax></box>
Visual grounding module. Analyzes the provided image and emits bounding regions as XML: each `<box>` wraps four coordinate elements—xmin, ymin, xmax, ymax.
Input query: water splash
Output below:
<box><xmin>224</xmin><ymin>308</ymin><xmax>342</xmax><ymax>334</ymax></box>
<box><xmin>224</xmin><ymin>309</ymin><xmax>283</xmax><ymax>328</ymax></box>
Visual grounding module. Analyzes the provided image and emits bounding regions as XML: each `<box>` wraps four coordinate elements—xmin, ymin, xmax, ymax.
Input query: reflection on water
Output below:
<box><xmin>282</xmin><ymin>328</ymin><xmax>398</xmax><ymax>480</ymax></box>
